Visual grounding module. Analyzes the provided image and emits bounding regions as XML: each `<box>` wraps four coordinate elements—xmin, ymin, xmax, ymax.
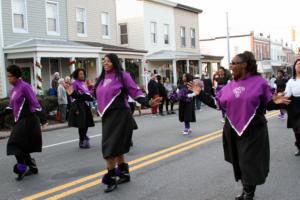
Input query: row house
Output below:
<box><xmin>0</xmin><ymin>1</ymin><xmax>4</xmax><ymax>98</ymax></box>
<box><xmin>0</xmin><ymin>2</ymin><xmax>4</xmax><ymax>96</ymax></box>
<box><xmin>0</xmin><ymin>0</ymin><xmax>146</xmax><ymax>97</ymax></box>
<box><xmin>116</xmin><ymin>0</ymin><xmax>202</xmax><ymax>85</ymax></box>
<box><xmin>200</xmin><ymin>32</ymin><xmax>296</xmax><ymax>79</ymax></box>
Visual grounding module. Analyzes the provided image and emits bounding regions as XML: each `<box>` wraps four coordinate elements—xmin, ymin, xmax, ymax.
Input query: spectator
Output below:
<box><xmin>51</xmin><ymin>72</ymin><xmax>60</xmax><ymax>92</ymax></box>
<box><xmin>157</xmin><ymin>75</ymin><xmax>167</xmax><ymax>116</ymax></box>
<box><xmin>148</xmin><ymin>74</ymin><xmax>159</xmax><ymax>116</ymax></box>
<box><xmin>164</xmin><ymin>77</ymin><xmax>175</xmax><ymax>114</ymax></box>
<box><xmin>57</xmin><ymin>78</ymin><xmax>68</xmax><ymax>123</ymax></box>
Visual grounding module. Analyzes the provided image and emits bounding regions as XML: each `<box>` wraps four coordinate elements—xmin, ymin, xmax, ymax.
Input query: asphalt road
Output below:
<box><xmin>0</xmin><ymin>106</ymin><xmax>299</xmax><ymax>200</ymax></box>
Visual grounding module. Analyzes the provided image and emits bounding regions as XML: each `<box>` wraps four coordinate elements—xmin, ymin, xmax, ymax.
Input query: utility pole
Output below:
<box><xmin>226</xmin><ymin>12</ymin><xmax>231</xmax><ymax>68</ymax></box>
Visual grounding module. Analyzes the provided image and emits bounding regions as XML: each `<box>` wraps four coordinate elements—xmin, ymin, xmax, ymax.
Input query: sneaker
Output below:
<box><xmin>220</xmin><ymin>118</ymin><xmax>225</xmax><ymax>123</ymax></box>
<box><xmin>182</xmin><ymin>131</ymin><xmax>189</xmax><ymax>135</ymax></box>
<box><xmin>295</xmin><ymin>148</ymin><xmax>300</xmax><ymax>156</ymax></box>
<box><xmin>79</xmin><ymin>138</ymin><xmax>90</xmax><ymax>149</ymax></box>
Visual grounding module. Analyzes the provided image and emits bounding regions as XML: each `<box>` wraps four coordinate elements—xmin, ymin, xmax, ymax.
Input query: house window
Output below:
<box><xmin>46</xmin><ymin>1</ymin><xmax>59</xmax><ymax>35</ymax></box>
<box><xmin>180</xmin><ymin>26</ymin><xmax>186</xmax><ymax>47</ymax></box>
<box><xmin>12</xmin><ymin>0</ymin><xmax>27</xmax><ymax>33</ymax></box>
<box><xmin>120</xmin><ymin>24</ymin><xmax>128</xmax><ymax>45</ymax></box>
<box><xmin>76</xmin><ymin>8</ymin><xmax>86</xmax><ymax>36</ymax></box>
<box><xmin>191</xmin><ymin>28</ymin><xmax>196</xmax><ymax>48</ymax></box>
<box><xmin>150</xmin><ymin>22</ymin><xmax>157</xmax><ymax>44</ymax></box>
<box><xmin>164</xmin><ymin>24</ymin><xmax>169</xmax><ymax>45</ymax></box>
<box><xmin>101</xmin><ymin>12</ymin><xmax>110</xmax><ymax>38</ymax></box>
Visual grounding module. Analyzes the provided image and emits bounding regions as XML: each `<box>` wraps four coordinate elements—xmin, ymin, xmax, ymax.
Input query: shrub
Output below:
<box><xmin>0</xmin><ymin>96</ymin><xmax>58</xmax><ymax>130</ymax></box>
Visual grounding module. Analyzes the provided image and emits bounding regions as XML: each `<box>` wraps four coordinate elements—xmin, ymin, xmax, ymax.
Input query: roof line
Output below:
<box><xmin>200</xmin><ymin>34</ymin><xmax>252</xmax><ymax>41</ymax></box>
<box><xmin>142</xmin><ymin>0</ymin><xmax>177</xmax><ymax>7</ymax></box>
<box><xmin>142</xmin><ymin>0</ymin><xmax>202</xmax><ymax>14</ymax></box>
<box><xmin>75</xmin><ymin>41</ymin><xmax>148</xmax><ymax>53</ymax></box>
<box><xmin>176</xmin><ymin>3</ymin><xmax>203</xmax><ymax>13</ymax></box>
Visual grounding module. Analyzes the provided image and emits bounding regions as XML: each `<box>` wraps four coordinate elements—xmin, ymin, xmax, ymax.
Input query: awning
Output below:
<box><xmin>258</xmin><ymin>61</ymin><xmax>273</xmax><ymax>73</ymax></box>
<box><xmin>4</xmin><ymin>39</ymin><xmax>102</xmax><ymax>59</ymax></box>
<box><xmin>146</xmin><ymin>50</ymin><xmax>203</xmax><ymax>61</ymax></box>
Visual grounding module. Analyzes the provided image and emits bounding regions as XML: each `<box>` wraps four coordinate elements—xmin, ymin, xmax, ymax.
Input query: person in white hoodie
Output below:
<box><xmin>57</xmin><ymin>78</ymin><xmax>68</xmax><ymax>123</ymax></box>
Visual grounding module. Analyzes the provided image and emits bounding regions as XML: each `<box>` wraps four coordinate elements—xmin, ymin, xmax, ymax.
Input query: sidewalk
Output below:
<box><xmin>0</xmin><ymin>105</ymin><xmax>179</xmax><ymax>140</ymax></box>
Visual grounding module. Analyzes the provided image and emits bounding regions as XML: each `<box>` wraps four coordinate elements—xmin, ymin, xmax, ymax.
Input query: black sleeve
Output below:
<box><xmin>197</xmin><ymin>91</ymin><xmax>218</xmax><ymax>109</ymax></box>
<box><xmin>135</xmin><ymin>97</ymin><xmax>150</xmax><ymax>107</ymax></box>
<box><xmin>0</xmin><ymin>109</ymin><xmax>12</xmax><ymax>118</ymax></box>
<box><xmin>36</xmin><ymin>109</ymin><xmax>47</xmax><ymax>125</ymax></box>
<box><xmin>71</xmin><ymin>91</ymin><xmax>94</xmax><ymax>102</ymax></box>
<box><xmin>266</xmin><ymin>100</ymin><xmax>287</xmax><ymax>111</ymax></box>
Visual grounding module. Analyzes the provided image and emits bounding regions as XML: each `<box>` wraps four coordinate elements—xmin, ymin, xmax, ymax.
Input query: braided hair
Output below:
<box><xmin>236</xmin><ymin>51</ymin><xmax>260</xmax><ymax>76</ymax></box>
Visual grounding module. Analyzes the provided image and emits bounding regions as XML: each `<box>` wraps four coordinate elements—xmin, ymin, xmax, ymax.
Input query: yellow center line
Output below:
<box><xmin>21</xmin><ymin>111</ymin><xmax>279</xmax><ymax>200</ymax></box>
<box><xmin>45</xmin><ymin>134</ymin><xmax>223</xmax><ymax>200</ymax></box>
<box><xmin>21</xmin><ymin>131</ymin><xmax>222</xmax><ymax>200</ymax></box>
<box><xmin>44</xmin><ymin>113</ymin><xmax>280</xmax><ymax>200</ymax></box>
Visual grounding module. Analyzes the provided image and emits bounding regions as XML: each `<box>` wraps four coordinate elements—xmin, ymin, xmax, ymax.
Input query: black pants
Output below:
<box><xmin>129</xmin><ymin>102</ymin><xmax>136</xmax><ymax>114</ymax></box>
<box><xmin>79</xmin><ymin>127</ymin><xmax>88</xmax><ymax>142</ymax></box>
<box><xmin>293</xmin><ymin>128</ymin><xmax>300</xmax><ymax>149</ymax></box>
<box><xmin>15</xmin><ymin>153</ymin><xmax>33</xmax><ymax>165</ymax></box>
<box><xmin>166</xmin><ymin>99</ymin><xmax>174</xmax><ymax>112</ymax></box>
<box><xmin>159</xmin><ymin>98</ymin><xmax>165</xmax><ymax>114</ymax></box>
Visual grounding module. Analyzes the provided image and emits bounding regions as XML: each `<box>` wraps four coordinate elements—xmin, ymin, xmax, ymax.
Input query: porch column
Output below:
<box><xmin>69</xmin><ymin>57</ymin><xmax>76</xmax><ymax>74</ymax></box>
<box><xmin>122</xmin><ymin>58</ymin><xmax>126</xmax><ymax>70</ymax></box>
<box><xmin>186</xmin><ymin>59</ymin><xmax>190</xmax><ymax>73</ymax></box>
<box><xmin>96</xmin><ymin>55</ymin><xmax>102</xmax><ymax>76</ymax></box>
<box><xmin>198</xmin><ymin>59</ymin><xmax>202</xmax><ymax>76</ymax></box>
<box><xmin>34</xmin><ymin>55</ymin><xmax>43</xmax><ymax>95</ymax></box>
<box><xmin>0</xmin><ymin>54</ymin><xmax>6</xmax><ymax>98</ymax></box>
<box><xmin>172</xmin><ymin>59</ymin><xmax>177</xmax><ymax>85</ymax></box>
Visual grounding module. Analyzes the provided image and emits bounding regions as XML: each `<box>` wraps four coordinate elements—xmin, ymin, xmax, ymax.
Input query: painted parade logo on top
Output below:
<box><xmin>232</xmin><ymin>86</ymin><xmax>245</xmax><ymax>98</ymax></box>
<box><xmin>103</xmin><ymin>79</ymin><xmax>112</xmax><ymax>87</ymax></box>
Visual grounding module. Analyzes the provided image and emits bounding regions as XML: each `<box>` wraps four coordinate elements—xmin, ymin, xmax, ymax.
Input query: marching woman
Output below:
<box><xmin>65</xmin><ymin>54</ymin><xmax>160</xmax><ymax>193</ymax></box>
<box><xmin>284</xmin><ymin>59</ymin><xmax>300</xmax><ymax>156</ymax></box>
<box><xmin>0</xmin><ymin>65</ymin><xmax>48</xmax><ymax>181</ymax></box>
<box><xmin>188</xmin><ymin>51</ymin><xmax>290</xmax><ymax>200</ymax></box>
<box><xmin>177</xmin><ymin>73</ymin><xmax>196</xmax><ymax>135</ymax></box>
<box><xmin>68</xmin><ymin>68</ymin><xmax>95</xmax><ymax>149</ymax></box>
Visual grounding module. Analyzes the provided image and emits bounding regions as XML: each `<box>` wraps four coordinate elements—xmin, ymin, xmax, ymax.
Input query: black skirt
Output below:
<box><xmin>178</xmin><ymin>100</ymin><xmax>196</xmax><ymax>122</ymax></box>
<box><xmin>7</xmin><ymin>113</ymin><xmax>42</xmax><ymax>156</ymax></box>
<box><xmin>68</xmin><ymin>101</ymin><xmax>95</xmax><ymax>128</ymax></box>
<box><xmin>101</xmin><ymin>93</ymin><xmax>137</xmax><ymax>159</ymax></box>
<box><xmin>223</xmin><ymin>114</ymin><xmax>270</xmax><ymax>185</ymax></box>
<box><xmin>287</xmin><ymin>96</ymin><xmax>300</xmax><ymax>129</ymax></box>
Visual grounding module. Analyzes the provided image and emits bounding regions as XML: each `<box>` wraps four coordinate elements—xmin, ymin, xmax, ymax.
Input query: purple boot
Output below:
<box><xmin>13</xmin><ymin>164</ymin><xmax>28</xmax><ymax>181</ymax></box>
<box><xmin>102</xmin><ymin>169</ymin><xmax>118</xmax><ymax>193</ymax></box>
<box><xmin>116</xmin><ymin>163</ymin><xmax>130</xmax><ymax>184</ymax></box>
<box><xmin>79</xmin><ymin>137</ymin><xmax>90</xmax><ymax>149</ymax></box>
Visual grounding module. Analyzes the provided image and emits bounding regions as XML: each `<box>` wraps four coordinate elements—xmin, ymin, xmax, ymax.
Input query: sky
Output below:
<box><xmin>169</xmin><ymin>0</ymin><xmax>299</xmax><ymax>42</ymax></box>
